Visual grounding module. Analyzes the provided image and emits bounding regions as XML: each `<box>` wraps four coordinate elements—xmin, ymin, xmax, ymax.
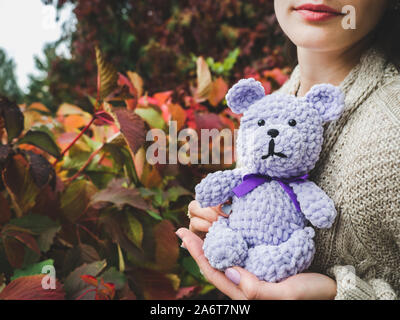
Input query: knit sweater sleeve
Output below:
<box><xmin>328</xmin><ymin>266</ymin><xmax>397</xmax><ymax>300</ymax></box>
<box><xmin>328</xmin><ymin>84</ymin><xmax>400</xmax><ymax>300</ymax></box>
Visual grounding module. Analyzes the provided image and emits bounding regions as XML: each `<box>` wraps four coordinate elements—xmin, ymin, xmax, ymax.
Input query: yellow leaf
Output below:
<box><xmin>209</xmin><ymin>77</ymin><xmax>229</xmax><ymax>107</ymax></box>
<box><xmin>127</xmin><ymin>71</ymin><xmax>144</xmax><ymax>98</ymax></box>
<box><xmin>196</xmin><ymin>56</ymin><xmax>212</xmax><ymax>101</ymax></box>
<box><xmin>133</xmin><ymin>147</ymin><xmax>146</xmax><ymax>180</ymax></box>
<box><xmin>165</xmin><ymin>274</ymin><xmax>180</xmax><ymax>291</ymax></box>
<box><xmin>125</xmin><ymin>213</ymin><xmax>143</xmax><ymax>249</ymax></box>
<box><xmin>95</xmin><ymin>46</ymin><xmax>118</xmax><ymax>100</ymax></box>
<box><xmin>57</xmin><ymin>103</ymin><xmax>90</xmax><ymax>117</ymax></box>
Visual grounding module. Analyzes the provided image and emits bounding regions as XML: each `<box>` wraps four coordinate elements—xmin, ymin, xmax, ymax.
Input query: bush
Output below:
<box><xmin>0</xmin><ymin>45</ymin><xmax>289</xmax><ymax>299</ymax></box>
<box><xmin>29</xmin><ymin>0</ymin><xmax>288</xmax><ymax>112</ymax></box>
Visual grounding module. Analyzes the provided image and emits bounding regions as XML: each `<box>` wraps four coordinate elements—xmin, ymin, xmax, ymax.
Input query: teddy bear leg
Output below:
<box><xmin>202</xmin><ymin>217</ymin><xmax>248</xmax><ymax>271</ymax></box>
<box><xmin>244</xmin><ymin>227</ymin><xmax>315</xmax><ymax>283</ymax></box>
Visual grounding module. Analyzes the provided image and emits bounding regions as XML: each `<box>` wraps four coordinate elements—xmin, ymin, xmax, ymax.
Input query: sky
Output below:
<box><xmin>0</xmin><ymin>0</ymin><xmax>75</xmax><ymax>91</ymax></box>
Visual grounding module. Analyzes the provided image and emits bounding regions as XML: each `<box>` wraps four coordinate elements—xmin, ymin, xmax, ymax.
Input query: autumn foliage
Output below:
<box><xmin>0</xmin><ymin>1</ymin><xmax>291</xmax><ymax>300</ymax></box>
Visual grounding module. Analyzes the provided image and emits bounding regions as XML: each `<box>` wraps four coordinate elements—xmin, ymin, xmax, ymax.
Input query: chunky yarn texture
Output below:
<box><xmin>195</xmin><ymin>79</ymin><xmax>345</xmax><ymax>282</ymax></box>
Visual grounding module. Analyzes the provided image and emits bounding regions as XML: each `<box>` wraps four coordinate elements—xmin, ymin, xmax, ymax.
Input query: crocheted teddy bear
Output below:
<box><xmin>195</xmin><ymin>78</ymin><xmax>345</xmax><ymax>282</ymax></box>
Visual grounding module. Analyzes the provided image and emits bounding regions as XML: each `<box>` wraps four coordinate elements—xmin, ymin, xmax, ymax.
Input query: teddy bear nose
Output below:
<box><xmin>267</xmin><ymin>129</ymin><xmax>279</xmax><ymax>138</ymax></box>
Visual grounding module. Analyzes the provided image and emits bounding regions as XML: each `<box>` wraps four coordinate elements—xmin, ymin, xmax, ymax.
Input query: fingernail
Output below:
<box><xmin>225</xmin><ymin>268</ymin><xmax>240</xmax><ymax>285</ymax></box>
<box><xmin>175</xmin><ymin>230</ymin><xmax>182</xmax><ymax>240</ymax></box>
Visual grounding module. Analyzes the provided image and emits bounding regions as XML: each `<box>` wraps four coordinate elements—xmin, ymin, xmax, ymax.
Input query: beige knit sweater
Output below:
<box><xmin>277</xmin><ymin>46</ymin><xmax>400</xmax><ymax>300</ymax></box>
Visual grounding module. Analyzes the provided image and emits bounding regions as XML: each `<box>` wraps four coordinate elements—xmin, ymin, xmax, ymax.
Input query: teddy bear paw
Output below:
<box><xmin>203</xmin><ymin>228</ymin><xmax>248</xmax><ymax>270</ymax></box>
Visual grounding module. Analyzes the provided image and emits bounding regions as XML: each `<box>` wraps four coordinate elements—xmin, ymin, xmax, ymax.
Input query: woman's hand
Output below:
<box><xmin>187</xmin><ymin>200</ymin><xmax>229</xmax><ymax>239</ymax></box>
<box><xmin>176</xmin><ymin>227</ymin><xmax>337</xmax><ymax>300</ymax></box>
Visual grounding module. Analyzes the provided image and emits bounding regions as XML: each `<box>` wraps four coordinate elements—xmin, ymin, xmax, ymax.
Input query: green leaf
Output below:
<box><xmin>124</xmin><ymin>213</ymin><xmax>143</xmax><ymax>248</ymax></box>
<box><xmin>101</xmin><ymin>267</ymin><xmax>126</xmax><ymax>290</ymax></box>
<box><xmin>64</xmin><ymin>260</ymin><xmax>107</xmax><ymax>300</ymax></box>
<box><xmin>60</xmin><ymin>180</ymin><xmax>97</xmax><ymax>223</ymax></box>
<box><xmin>182</xmin><ymin>257</ymin><xmax>204</xmax><ymax>280</ymax></box>
<box><xmin>146</xmin><ymin>209</ymin><xmax>163</xmax><ymax>221</ymax></box>
<box><xmin>167</xmin><ymin>186</ymin><xmax>192</xmax><ymax>202</ymax></box>
<box><xmin>9</xmin><ymin>214</ymin><xmax>59</xmax><ymax>234</ymax></box>
<box><xmin>135</xmin><ymin>108</ymin><xmax>165</xmax><ymax>129</ymax></box>
<box><xmin>11</xmin><ymin>259</ymin><xmax>54</xmax><ymax>281</ymax></box>
<box><xmin>62</xmin><ymin>244</ymin><xmax>101</xmax><ymax>276</ymax></box>
<box><xmin>37</xmin><ymin>226</ymin><xmax>60</xmax><ymax>253</ymax></box>
<box><xmin>0</xmin><ymin>96</ymin><xmax>24</xmax><ymax>142</ymax></box>
<box><xmin>18</xmin><ymin>130</ymin><xmax>61</xmax><ymax>158</ymax></box>
<box><xmin>9</xmin><ymin>214</ymin><xmax>60</xmax><ymax>253</ymax></box>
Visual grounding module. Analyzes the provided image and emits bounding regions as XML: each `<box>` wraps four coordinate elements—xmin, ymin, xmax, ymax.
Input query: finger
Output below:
<box><xmin>188</xmin><ymin>201</ymin><xmax>221</xmax><ymax>222</ymax></box>
<box><xmin>215</xmin><ymin>204</ymin><xmax>230</xmax><ymax>218</ymax></box>
<box><xmin>188</xmin><ymin>224</ymin><xmax>207</xmax><ymax>240</ymax></box>
<box><xmin>175</xmin><ymin>228</ymin><xmax>246</xmax><ymax>299</ymax></box>
<box><xmin>225</xmin><ymin>267</ymin><xmax>284</xmax><ymax>300</ymax></box>
<box><xmin>189</xmin><ymin>217</ymin><xmax>212</xmax><ymax>233</ymax></box>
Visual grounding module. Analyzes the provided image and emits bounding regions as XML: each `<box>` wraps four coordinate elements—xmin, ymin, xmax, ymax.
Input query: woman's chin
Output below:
<box><xmin>287</xmin><ymin>28</ymin><xmax>353</xmax><ymax>52</ymax></box>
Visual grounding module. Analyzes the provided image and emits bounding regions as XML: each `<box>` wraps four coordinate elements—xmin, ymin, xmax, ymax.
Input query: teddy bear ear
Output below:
<box><xmin>226</xmin><ymin>78</ymin><xmax>266</xmax><ymax>114</ymax></box>
<box><xmin>305</xmin><ymin>84</ymin><xmax>345</xmax><ymax>123</ymax></box>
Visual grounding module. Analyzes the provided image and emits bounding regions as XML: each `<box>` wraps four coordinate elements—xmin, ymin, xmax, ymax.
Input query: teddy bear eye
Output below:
<box><xmin>288</xmin><ymin>119</ymin><xmax>297</xmax><ymax>127</ymax></box>
<box><xmin>258</xmin><ymin>119</ymin><xmax>266</xmax><ymax>127</ymax></box>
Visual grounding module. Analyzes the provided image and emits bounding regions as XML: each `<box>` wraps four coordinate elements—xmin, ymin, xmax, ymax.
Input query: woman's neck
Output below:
<box><xmin>296</xmin><ymin>40</ymin><xmax>371</xmax><ymax>97</ymax></box>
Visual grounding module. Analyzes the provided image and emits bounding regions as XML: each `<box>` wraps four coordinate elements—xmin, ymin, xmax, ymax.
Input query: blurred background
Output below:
<box><xmin>0</xmin><ymin>0</ymin><xmax>291</xmax><ymax>300</ymax></box>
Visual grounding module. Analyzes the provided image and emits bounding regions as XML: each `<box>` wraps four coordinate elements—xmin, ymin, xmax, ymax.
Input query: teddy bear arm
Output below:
<box><xmin>194</xmin><ymin>169</ymin><xmax>243</xmax><ymax>208</ymax></box>
<box><xmin>290</xmin><ymin>181</ymin><xmax>337</xmax><ymax>229</ymax></box>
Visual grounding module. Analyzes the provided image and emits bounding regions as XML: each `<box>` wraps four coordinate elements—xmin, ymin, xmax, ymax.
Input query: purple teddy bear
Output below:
<box><xmin>195</xmin><ymin>78</ymin><xmax>345</xmax><ymax>282</ymax></box>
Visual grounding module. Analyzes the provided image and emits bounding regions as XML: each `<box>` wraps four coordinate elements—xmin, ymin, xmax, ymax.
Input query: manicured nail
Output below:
<box><xmin>225</xmin><ymin>268</ymin><xmax>240</xmax><ymax>285</ymax></box>
<box><xmin>175</xmin><ymin>230</ymin><xmax>182</xmax><ymax>240</ymax></box>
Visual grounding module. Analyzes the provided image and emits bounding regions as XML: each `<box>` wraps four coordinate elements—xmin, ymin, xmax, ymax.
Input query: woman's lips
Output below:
<box><xmin>294</xmin><ymin>3</ymin><xmax>343</xmax><ymax>22</ymax></box>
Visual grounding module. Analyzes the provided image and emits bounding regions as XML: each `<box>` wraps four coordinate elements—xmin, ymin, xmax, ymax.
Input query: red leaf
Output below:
<box><xmin>113</xmin><ymin>108</ymin><xmax>146</xmax><ymax>154</ymax></box>
<box><xmin>117</xmin><ymin>73</ymin><xmax>138</xmax><ymax>110</ymax></box>
<box><xmin>0</xmin><ymin>192</ymin><xmax>11</xmax><ymax>224</ymax></box>
<box><xmin>90</xmin><ymin>185</ymin><xmax>151</xmax><ymax>212</ymax></box>
<box><xmin>77</xmin><ymin>276</ymin><xmax>115</xmax><ymax>300</ymax></box>
<box><xmin>153</xmin><ymin>91</ymin><xmax>173</xmax><ymax>106</ymax></box>
<box><xmin>153</xmin><ymin>220</ymin><xmax>179</xmax><ymax>271</ymax></box>
<box><xmin>260</xmin><ymin>80</ymin><xmax>272</xmax><ymax>95</ymax></box>
<box><xmin>3</xmin><ymin>237</ymin><xmax>25</xmax><ymax>268</ymax></box>
<box><xmin>0</xmin><ymin>275</ymin><xmax>65</xmax><ymax>300</ymax></box>
<box><xmin>176</xmin><ymin>286</ymin><xmax>199</xmax><ymax>300</ymax></box>
<box><xmin>80</xmin><ymin>275</ymin><xmax>98</xmax><ymax>287</ymax></box>
<box><xmin>194</xmin><ymin>112</ymin><xmax>224</xmax><ymax>132</ymax></box>
<box><xmin>8</xmin><ymin>230</ymin><xmax>40</xmax><ymax>255</ymax></box>
<box><xmin>93</xmin><ymin>110</ymin><xmax>115</xmax><ymax>126</ymax></box>
<box><xmin>135</xmin><ymin>268</ymin><xmax>177</xmax><ymax>300</ymax></box>
<box><xmin>120</xmin><ymin>283</ymin><xmax>137</xmax><ymax>300</ymax></box>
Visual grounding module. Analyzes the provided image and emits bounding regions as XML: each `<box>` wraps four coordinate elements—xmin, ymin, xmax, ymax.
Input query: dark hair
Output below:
<box><xmin>283</xmin><ymin>1</ymin><xmax>400</xmax><ymax>70</ymax></box>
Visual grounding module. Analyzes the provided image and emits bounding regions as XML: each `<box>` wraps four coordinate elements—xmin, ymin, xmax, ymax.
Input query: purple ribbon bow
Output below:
<box><xmin>232</xmin><ymin>173</ymin><xmax>309</xmax><ymax>212</ymax></box>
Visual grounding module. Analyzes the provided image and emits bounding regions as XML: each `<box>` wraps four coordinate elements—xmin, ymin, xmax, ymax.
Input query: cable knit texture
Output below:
<box><xmin>195</xmin><ymin>79</ymin><xmax>345</xmax><ymax>282</ymax></box>
<box><xmin>277</xmin><ymin>46</ymin><xmax>400</xmax><ymax>299</ymax></box>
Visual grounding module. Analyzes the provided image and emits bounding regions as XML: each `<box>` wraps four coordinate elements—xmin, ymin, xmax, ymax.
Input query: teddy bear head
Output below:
<box><xmin>226</xmin><ymin>78</ymin><xmax>345</xmax><ymax>178</ymax></box>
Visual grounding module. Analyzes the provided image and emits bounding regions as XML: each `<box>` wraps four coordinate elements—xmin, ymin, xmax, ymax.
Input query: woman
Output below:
<box><xmin>176</xmin><ymin>0</ymin><xmax>400</xmax><ymax>300</ymax></box>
